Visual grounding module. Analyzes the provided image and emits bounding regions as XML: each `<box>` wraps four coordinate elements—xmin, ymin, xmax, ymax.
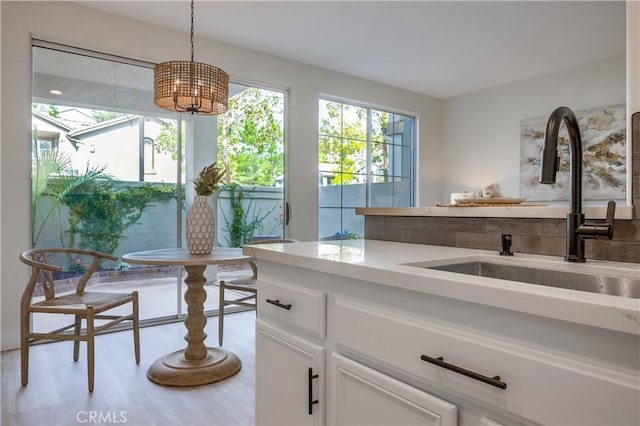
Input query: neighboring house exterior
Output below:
<box><xmin>32</xmin><ymin>110</ymin><xmax>74</xmax><ymax>165</ymax></box>
<box><xmin>32</xmin><ymin>110</ymin><xmax>177</xmax><ymax>183</ymax></box>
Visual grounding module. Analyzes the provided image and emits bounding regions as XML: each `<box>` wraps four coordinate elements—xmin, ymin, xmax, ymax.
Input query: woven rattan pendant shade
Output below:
<box><xmin>153</xmin><ymin>0</ymin><xmax>229</xmax><ymax>115</ymax></box>
<box><xmin>154</xmin><ymin>61</ymin><xmax>229</xmax><ymax>115</ymax></box>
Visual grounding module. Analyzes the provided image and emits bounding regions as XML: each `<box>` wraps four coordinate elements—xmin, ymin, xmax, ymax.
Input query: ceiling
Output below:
<box><xmin>76</xmin><ymin>1</ymin><xmax>625</xmax><ymax>99</ymax></box>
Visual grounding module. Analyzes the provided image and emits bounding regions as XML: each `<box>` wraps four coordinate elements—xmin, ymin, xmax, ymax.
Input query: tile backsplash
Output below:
<box><xmin>364</xmin><ymin>112</ymin><xmax>639</xmax><ymax>264</ymax></box>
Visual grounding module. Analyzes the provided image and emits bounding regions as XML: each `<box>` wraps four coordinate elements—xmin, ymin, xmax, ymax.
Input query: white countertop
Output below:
<box><xmin>243</xmin><ymin>239</ymin><xmax>640</xmax><ymax>335</ymax></box>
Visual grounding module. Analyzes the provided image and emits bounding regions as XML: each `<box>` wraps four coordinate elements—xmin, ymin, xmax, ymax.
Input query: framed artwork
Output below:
<box><xmin>519</xmin><ymin>104</ymin><xmax>626</xmax><ymax>201</ymax></box>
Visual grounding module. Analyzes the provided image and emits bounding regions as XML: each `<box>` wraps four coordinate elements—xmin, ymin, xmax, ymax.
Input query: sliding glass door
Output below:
<box><xmin>31</xmin><ymin>42</ymin><xmax>183</xmax><ymax>329</ymax></box>
<box><xmin>215</xmin><ymin>85</ymin><xmax>286</xmax><ymax>247</ymax></box>
<box><xmin>31</xmin><ymin>42</ymin><xmax>287</xmax><ymax>329</ymax></box>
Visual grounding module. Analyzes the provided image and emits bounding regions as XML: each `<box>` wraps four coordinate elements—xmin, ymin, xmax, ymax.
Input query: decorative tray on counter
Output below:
<box><xmin>455</xmin><ymin>197</ymin><xmax>526</xmax><ymax>205</ymax></box>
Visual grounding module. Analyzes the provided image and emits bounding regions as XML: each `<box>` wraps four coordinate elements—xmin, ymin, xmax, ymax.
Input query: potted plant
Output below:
<box><xmin>187</xmin><ymin>163</ymin><xmax>225</xmax><ymax>254</ymax></box>
<box><xmin>191</xmin><ymin>163</ymin><xmax>225</xmax><ymax>197</ymax></box>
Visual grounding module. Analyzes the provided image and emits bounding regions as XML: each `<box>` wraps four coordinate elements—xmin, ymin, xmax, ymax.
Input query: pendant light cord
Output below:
<box><xmin>190</xmin><ymin>0</ymin><xmax>195</xmax><ymax>62</ymax></box>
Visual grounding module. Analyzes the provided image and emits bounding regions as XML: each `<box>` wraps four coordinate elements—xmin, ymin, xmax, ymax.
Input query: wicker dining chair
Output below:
<box><xmin>19</xmin><ymin>247</ymin><xmax>140</xmax><ymax>392</ymax></box>
<box><xmin>218</xmin><ymin>239</ymin><xmax>298</xmax><ymax>346</ymax></box>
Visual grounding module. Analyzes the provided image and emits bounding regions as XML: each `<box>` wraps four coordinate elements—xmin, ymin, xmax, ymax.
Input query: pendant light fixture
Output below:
<box><xmin>154</xmin><ymin>0</ymin><xmax>229</xmax><ymax>115</ymax></box>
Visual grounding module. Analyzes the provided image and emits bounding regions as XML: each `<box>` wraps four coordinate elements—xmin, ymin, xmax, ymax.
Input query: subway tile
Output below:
<box><xmin>633</xmin><ymin>114</ymin><xmax>639</xmax><ymax>152</ymax></box>
<box><xmin>558</xmin><ymin>221</ymin><xmax>567</xmax><ymax>237</ymax></box>
<box><xmin>385</xmin><ymin>216</ymin><xmax>426</xmax><ymax>229</ymax></box>
<box><xmin>428</xmin><ymin>217</ymin><xmax>487</xmax><ymax>233</ymax></box>
<box><xmin>365</xmin><ymin>227</ymin><xmax>406</xmax><ymax>242</ymax></box>
<box><xmin>422</xmin><ymin>230</ymin><xmax>457</xmax><ymax>247</ymax></box>
<box><xmin>363</xmin><ymin>215</ymin><xmax>637</xmax><ymax>265</ymax></box>
<box><xmin>612</xmin><ymin>220</ymin><xmax>640</xmax><ymax>241</ymax></box>
<box><xmin>585</xmin><ymin>240</ymin><xmax>608</xmax><ymax>260</ymax></box>
<box><xmin>364</xmin><ymin>216</ymin><xmax>385</xmax><ymax>228</ymax></box>
<box><xmin>487</xmin><ymin>218</ymin><xmax>544</xmax><ymax>235</ymax></box>
<box><xmin>632</xmin><ymin>155</ymin><xmax>640</xmax><ymax>179</ymax></box>
<box><xmin>541</xmin><ymin>219</ymin><xmax>562</xmax><ymax>236</ymax></box>
<box><xmin>606</xmin><ymin>241</ymin><xmax>640</xmax><ymax>263</ymax></box>
<box><xmin>517</xmin><ymin>236</ymin><xmax>565</xmax><ymax>257</ymax></box>
<box><xmin>404</xmin><ymin>229</ymin><xmax>432</xmax><ymax>245</ymax></box>
<box><xmin>633</xmin><ymin>114</ymin><xmax>639</xmax><ymax>151</ymax></box>
<box><xmin>456</xmin><ymin>232</ymin><xmax>497</xmax><ymax>251</ymax></box>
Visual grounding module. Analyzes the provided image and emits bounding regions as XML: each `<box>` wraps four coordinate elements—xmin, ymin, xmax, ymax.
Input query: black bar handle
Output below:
<box><xmin>420</xmin><ymin>355</ymin><xmax>507</xmax><ymax>390</ymax></box>
<box><xmin>266</xmin><ymin>298</ymin><xmax>292</xmax><ymax>310</ymax></box>
<box><xmin>308</xmin><ymin>367</ymin><xmax>319</xmax><ymax>415</ymax></box>
<box><xmin>285</xmin><ymin>202</ymin><xmax>290</xmax><ymax>225</ymax></box>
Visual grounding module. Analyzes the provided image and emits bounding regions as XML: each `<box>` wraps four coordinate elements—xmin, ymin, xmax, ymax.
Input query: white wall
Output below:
<box><xmin>440</xmin><ymin>55</ymin><xmax>626</xmax><ymax>203</ymax></box>
<box><xmin>0</xmin><ymin>1</ymin><xmax>442</xmax><ymax>350</ymax></box>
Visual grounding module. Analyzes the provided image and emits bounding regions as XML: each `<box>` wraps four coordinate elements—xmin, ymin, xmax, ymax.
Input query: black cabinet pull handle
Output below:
<box><xmin>308</xmin><ymin>367</ymin><xmax>319</xmax><ymax>415</ymax></box>
<box><xmin>266</xmin><ymin>298</ymin><xmax>292</xmax><ymax>310</ymax></box>
<box><xmin>420</xmin><ymin>355</ymin><xmax>507</xmax><ymax>389</ymax></box>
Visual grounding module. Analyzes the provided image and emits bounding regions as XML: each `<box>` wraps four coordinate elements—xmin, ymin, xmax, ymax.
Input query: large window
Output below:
<box><xmin>31</xmin><ymin>41</ymin><xmax>287</xmax><ymax>332</ymax></box>
<box><xmin>318</xmin><ymin>99</ymin><xmax>415</xmax><ymax>239</ymax></box>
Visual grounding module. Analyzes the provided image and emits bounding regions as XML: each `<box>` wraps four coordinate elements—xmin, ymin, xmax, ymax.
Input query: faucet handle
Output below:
<box><xmin>577</xmin><ymin>200</ymin><xmax>615</xmax><ymax>241</ymax></box>
<box><xmin>605</xmin><ymin>200</ymin><xmax>616</xmax><ymax>225</ymax></box>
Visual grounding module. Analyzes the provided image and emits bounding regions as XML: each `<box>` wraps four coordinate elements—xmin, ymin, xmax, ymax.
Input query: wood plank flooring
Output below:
<box><xmin>1</xmin><ymin>311</ymin><xmax>256</xmax><ymax>426</ymax></box>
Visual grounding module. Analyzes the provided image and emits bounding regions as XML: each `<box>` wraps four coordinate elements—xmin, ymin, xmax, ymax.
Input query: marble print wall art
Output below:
<box><xmin>519</xmin><ymin>104</ymin><xmax>626</xmax><ymax>201</ymax></box>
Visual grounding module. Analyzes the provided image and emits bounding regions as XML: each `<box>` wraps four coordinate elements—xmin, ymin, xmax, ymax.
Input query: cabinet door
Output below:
<box><xmin>330</xmin><ymin>354</ymin><xmax>457</xmax><ymax>426</ymax></box>
<box><xmin>256</xmin><ymin>320</ymin><xmax>325</xmax><ymax>426</ymax></box>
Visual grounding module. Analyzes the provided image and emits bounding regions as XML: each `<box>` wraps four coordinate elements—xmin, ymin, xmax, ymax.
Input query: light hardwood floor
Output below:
<box><xmin>1</xmin><ymin>311</ymin><xmax>256</xmax><ymax>426</ymax></box>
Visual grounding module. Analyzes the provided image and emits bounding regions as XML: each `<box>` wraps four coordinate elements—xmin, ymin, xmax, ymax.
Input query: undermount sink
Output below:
<box><xmin>420</xmin><ymin>260</ymin><xmax>640</xmax><ymax>299</ymax></box>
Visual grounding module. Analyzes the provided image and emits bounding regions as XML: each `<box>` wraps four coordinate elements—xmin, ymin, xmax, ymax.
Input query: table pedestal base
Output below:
<box><xmin>147</xmin><ymin>347</ymin><xmax>241</xmax><ymax>387</ymax></box>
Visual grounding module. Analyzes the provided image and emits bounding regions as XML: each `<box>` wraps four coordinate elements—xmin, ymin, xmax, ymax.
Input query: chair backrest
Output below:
<box><xmin>245</xmin><ymin>238</ymin><xmax>299</xmax><ymax>245</ymax></box>
<box><xmin>19</xmin><ymin>248</ymin><xmax>118</xmax><ymax>306</ymax></box>
<box><xmin>243</xmin><ymin>239</ymin><xmax>298</xmax><ymax>278</ymax></box>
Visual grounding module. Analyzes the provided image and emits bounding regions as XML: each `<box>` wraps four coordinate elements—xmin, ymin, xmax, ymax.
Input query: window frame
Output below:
<box><xmin>318</xmin><ymin>96</ymin><xmax>417</xmax><ymax>238</ymax></box>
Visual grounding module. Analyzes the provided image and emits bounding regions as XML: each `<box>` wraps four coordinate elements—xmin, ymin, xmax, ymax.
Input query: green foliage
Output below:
<box><xmin>31</xmin><ymin>130</ymin><xmax>112</xmax><ymax>247</ymax></box>
<box><xmin>150</xmin><ymin>88</ymin><xmax>284</xmax><ymax>187</ymax></box>
<box><xmin>32</xmin><ymin>133</ymin><xmax>69</xmax><ymax>246</ymax></box>
<box><xmin>92</xmin><ymin>110</ymin><xmax>124</xmax><ymax>122</ymax></box>
<box><xmin>220</xmin><ymin>183</ymin><xmax>277</xmax><ymax>247</ymax></box>
<box><xmin>61</xmin><ymin>181</ymin><xmax>177</xmax><ymax>255</ymax></box>
<box><xmin>32</xmin><ymin>103</ymin><xmax>59</xmax><ymax>118</ymax></box>
<box><xmin>218</xmin><ymin>88</ymin><xmax>284</xmax><ymax>186</ymax></box>
<box><xmin>155</xmin><ymin>122</ymin><xmax>183</xmax><ymax>161</ymax></box>
<box><xmin>318</xmin><ymin>101</ymin><xmax>366</xmax><ymax>184</ymax></box>
<box><xmin>69</xmin><ymin>257</ymin><xmax>89</xmax><ymax>274</ymax></box>
<box><xmin>318</xmin><ymin>101</ymin><xmax>389</xmax><ymax>185</ymax></box>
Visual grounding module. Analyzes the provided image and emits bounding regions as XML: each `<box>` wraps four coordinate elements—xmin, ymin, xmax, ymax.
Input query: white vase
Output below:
<box><xmin>186</xmin><ymin>195</ymin><xmax>214</xmax><ymax>254</ymax></box>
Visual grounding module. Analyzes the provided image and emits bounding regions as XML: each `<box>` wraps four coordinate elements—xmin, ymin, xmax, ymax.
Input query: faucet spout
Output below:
<box><xmin>540</xmin><ymin>106</ymin><xmax>583</xmax><ymax>215</ymax></box>
<box><xmin>539</xmin><ymin>106</ymin><xmax>616</xmax><ymax>262</ymax></box>
<box><xmin>539</xmin><ymin>106</ymin><xmax>585</xmax><ymax>262</ymax></box>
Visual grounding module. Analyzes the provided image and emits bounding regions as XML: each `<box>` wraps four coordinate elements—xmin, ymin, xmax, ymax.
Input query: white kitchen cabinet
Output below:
<box><xmin>256</xmin><ymin>320</ymin><xmax>325</xmax><ymax>426</ymax></box>
<box><xmin>330</xmin><ymin>353</ymin><xmax>457</xmax><ymax>426</ymax></box>
<box><xmin>332</xmin><ymin>293</ymin><xmax>639</xmax><ymax>425</ymax></box>
<box><xmin>480</xmin><ymin>417</ymin><xmax>505</xmax><ymax>426</ymax></box>
<box><xmin>257</xmin><ymin>276</ymin><xmax>326</xmax><ymax>338</ymax></box>
<box><xmin>253</xmin><ymin>255</ymin><xmax>639</xmax><ymax>426</ymax></box>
